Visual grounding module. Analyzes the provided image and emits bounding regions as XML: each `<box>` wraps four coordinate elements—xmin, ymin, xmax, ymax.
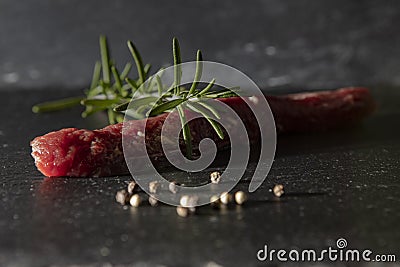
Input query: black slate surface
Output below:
<box><xmin>0</xmin><ymin>87</ymin><xmax>399</xmax><ymax>266</ymax></box>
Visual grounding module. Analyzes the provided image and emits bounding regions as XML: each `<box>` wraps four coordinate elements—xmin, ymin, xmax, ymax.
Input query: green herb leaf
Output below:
<box><xmin>90</xmin><ymin>61</ymin><xmax>102</xmax><ymax>90</ymax></box>
<box><xmin>111</xmin><ymin>66</ymin><xmax>123</xmax><ymax>93</ymax></box>
<box><xmin>156</xmin><ymin>75</ymin><xmax>163</xmax><ymax>96</ymax></box>
<box><xmin>173</xmin><ymin>37</ymin><xmax>182</xmax><ymax>94</ymax></box>
<box><xmin>186</xmin><ymin>102</ymin><xmax>224</xmax><ymax>139</ymax></box>
<box><xmin>99</xmin><ymin>36</ymin><xmax>111</xmax><ymax>84</ymax></box>
<box><xmin>188</xmin><ymin>50</ymin><xmax>203</xmax><ymax>96</ymax></box>
<box><xmin>144</xmin><ymin>64</ymin><xmax>151</xmax><ymax>77</ymax></box>
<box><xmin>202</xmin><ymin>87</ymin><xmax>239</xmax><ymax>98</ymax></box>
<box><xmin>108</xmin><ymin>109</ymin><xmax>116</xmax><ymax>124</ymax></box>
<box><xmin>127</xmin><ymin>40</ymin><xmax>146</xmax><ymax>85</ymax></box>
<box><xmin>195</xmin><ymin>100</ymin><xmax>221</xmax><ymax>119</ymax></box>
<box><xmin>113</xmin><ymin>96</ymin><xmax>158</xmax><ymax>112</ymax></box>
<box><xmin>120</xmin><ymin>63</ymin><xmax>132</xmax><ymax>81</ymax></box>
<box><xmin>32</xmin><ymin>97</ymin><xmax>84</xmax><ymax>113</ymax></box>
<box><xmin>203</xmin><ymin>91</ymin><xmax>238</xmax><ymax>99</ymax></box>
<box><xmin>125</xmin><ymin>77</ymin><xmax>138</xmax><ymax>90</ymax></box>
<box><xmin>149</xmin><ymin>98</ymin><xmax>186</xmax><ymax>117</ymax></box>
<box><xmin>176</xmin><ymin>105</ymin><xmax>192</xmax><ymax>159</ymax></box>
<box><xmin>196</xmin><ymin>78</ymin><xmax>215</xmax><ymax>96</ymax></box>
<box><xmin>81</xmin><ymin>98</ymin><xmax>120</xmax><ymax>107</ymax></box>
<box><xmin>82</xmin><ymin>105</ymin><xmax>108</xmax><ymax>118</ymax></box>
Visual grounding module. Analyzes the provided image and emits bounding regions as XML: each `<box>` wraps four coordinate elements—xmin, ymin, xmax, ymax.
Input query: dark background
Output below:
<box><xmin>1</xmin><ymin>1</ymin><xmax>400</xmax><ymax>267</ymax></box>
<box><xmin>1</xmin><ymin>0</ymin><xmax>400</xmax><ymax>91</ymax></box>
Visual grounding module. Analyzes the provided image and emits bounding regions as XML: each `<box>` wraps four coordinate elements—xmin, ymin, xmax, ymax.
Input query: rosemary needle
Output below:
<box><xmin>149</xmin><ymin>98</ymin><xmax>186</xmax><ymax>117</ymax></box>
<box><xmin>196</xmin><ymin>78</ymin><xmax>216</xmax><ymax>96</ymax></box>
<box><xmin>32</xmin><ymin>97</ymin><xmax>84</xmax><ymax>113</ymax></box>
<box><xmin>186</xmin><ymin>102</ymin><xmax>224</xmax><ymax>139</ymax></box>
<box><xmin>90</xmin><ymin>61</ymin><xmax>102</xmax><ymax>90</ymax></box>
<box><xmin>120</xmin><ymin>63</ymin><xmax>132</xmax><ymax>81</ymax></box>
<box><xmin>173</xmin><ymin>37</ymin><xmax>182</xmax><ymax>95</ymax></box>
<box><xmin>111</xmin><ymin>66</ymin><xmax>123</xmax><ymax>92</ymax></box>
<box><xmin>99</xmin><ymin>35</ymin><xmax>111</xmax><ymax>85</ymax></box>
<box><xmin>188</xmin><ymin>50</ymin><xmax>203</xmax><ymax>96</ymax></box>
<box><xmin>127</xmin><ymin>40</ymin><xmax>146</xmax><ymax>85</ymax></box>
<box><xmin>156</xmin><ymin>75</ymin><xmax>163</xmax><ymax>96</ymax></box>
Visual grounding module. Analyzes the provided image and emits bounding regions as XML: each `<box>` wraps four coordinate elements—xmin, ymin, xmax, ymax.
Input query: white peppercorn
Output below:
<box><xmin>234</xmin><ymin>191</ymin><xmax>247</xmax><ymax>205</ymax></box>
<box><xmin>273</xmin><ymin>184</ymin><xmax>284</xmax><ymax>197</ymax></box>
<box><xmin>115</xmin><ymin>189</ymin><xmax>129</xmax><ymax>205</ymax></box>
<box><xmin>210</xmin><ymin>171</ymin><xmax>221</xmax><ymax>184</ymax></box>
<box><xmin>149</xmin><ymin>181</ymin><xmax>159</xmax><ymax>194</ymax></box>
<box><xmin>127</xmin><ymin>181</ymin><xmax>137</xmax><ymax>194</ymax></box>
<box><xmin>176</xmin><ymin>206</ymin><xmax>189</xmax><ymax>217</ymax></box>
<box><xmin>129</xmin><ymin>194</ymin><xmax>140</xmax><ymax>207</ymax></box>
<box><xmin>220</xmin><ymin>192</ymin><xmax>233</xmax><ymax>205</ymax></box>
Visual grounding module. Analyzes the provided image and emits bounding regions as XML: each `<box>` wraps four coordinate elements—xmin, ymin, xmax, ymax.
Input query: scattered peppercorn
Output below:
<box><xmin>220</xmin><ymin>192</ymin><xmax>233</xmax><ymax>205</ymax></box>
<box><xmin>149</xmin><ymin>181</ymin><xmax>159</xmax><ymax>194</ymax></box>
<box><xmin>169</xmin><ymin>181</ymin><xmax>179</xmax><ymax>194</ymax></box>
<box><xmin>115</xmin><ymin>189</ymin><xmax>129</xmax><ymax>205</ymax></box>
<box><xmin>148</xmin><ymin>196</ymin><xmax>158</xmax><ymax>207</ymax></box>
<box><xmin>180</xmin><ymin>195</ymin><xmax>199</xmax><ymax>208</ymax></box>
<box><xmin>210</xmin><ymin>171</ymin><xmax>221</xmax><ymax>184</ymax></box>
<box><xmin>234</xmin><ymin>191</ymin><xmax>247</xmax><ymax>205</ymax></box>
<box><xmin>176</xmin><ymin>206</ymin><xmax>190</xmax><ymax>217</ymax></box>
<box><xmin>180</xmin><ymin>195</ymin><xmax>189</xmax><ymax>207</ymax></box>
<box><xmin>273</xmin><ymin>184</ymin><xmax>284</xmax><ymax>197</ymax></box>
<box><xmin>115</xmin><ymin>173</ymin><xmax>259</xmax><ymax>215</ymax></box>
<box><xmin>129</xmin><ymin>194</ymin><xmax>141</xmax><ymax>207</ymax></box>
<box><xmin>127</xmin><ymin>181</ymin><xmax>137</xmax><ymax>194</ymax></box>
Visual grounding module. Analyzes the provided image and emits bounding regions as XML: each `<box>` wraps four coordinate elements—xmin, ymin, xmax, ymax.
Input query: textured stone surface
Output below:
<box><xmin>0</xmin><ymin>87</ymin><xmax>399</xmax><ymax>266</ymax></box>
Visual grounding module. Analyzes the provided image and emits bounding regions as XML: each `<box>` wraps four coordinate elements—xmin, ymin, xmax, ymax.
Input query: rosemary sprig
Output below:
<box><xmin>32</xmin><ymin>36</ymin><xmax>239</xmax><ymax>158</ymax></box>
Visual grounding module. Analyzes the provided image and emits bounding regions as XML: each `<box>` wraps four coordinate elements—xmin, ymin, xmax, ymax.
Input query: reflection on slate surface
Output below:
<box><xmin>0</xmin><ymin>87</ymin><xmax>399</xmax><ymax>266</ymax></box>
<box><xmin>1</xmin><ymin>0</ymin><xmax>400</xmax><ymax>90</ymax></box>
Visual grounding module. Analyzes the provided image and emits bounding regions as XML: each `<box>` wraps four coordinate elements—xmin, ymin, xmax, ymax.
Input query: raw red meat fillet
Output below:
<box><xmin>31</xmin><ymin>87</ymin><xmax>375</xmax><ymax>177</ymax></box>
